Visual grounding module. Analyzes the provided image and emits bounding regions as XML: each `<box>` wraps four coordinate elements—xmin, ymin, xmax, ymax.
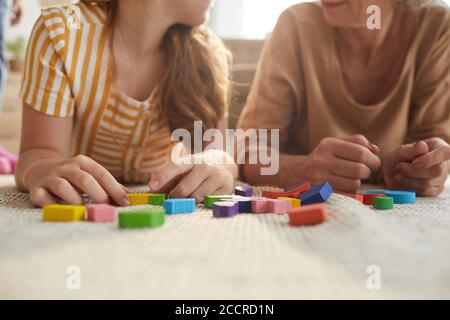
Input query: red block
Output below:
<box><xmin>283</xmin><ymin>182</ymin><xmax>311</xmax><ymax>196</ymax></box>
<box><xmin>261</xmin><ymin>190</ymin><xmax>284</xmax><ymax>199</ymax></box>
<box><xmin>288</xmin><ymin>204</ymin><xmax>327</xmax><ymax>226</ymax></box>
<box><xmin>363</xmin><ymin>193</ymin><xmax>386</xmax><ymax>205</ymax></box>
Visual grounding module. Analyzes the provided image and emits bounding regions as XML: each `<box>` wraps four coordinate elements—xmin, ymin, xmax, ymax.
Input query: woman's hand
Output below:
<box><xmin>300</xmin><ymin>135</ymin><xmax>381</xmax><ymax>192</ymax></box>
<box><xmin>384</xmin><ymin>138</ymin><xmax>450</xmax><ymax>197</ymax></box>
<box><xmin>149</xmin><ymin>160</ymin><xmax>236</xmax><ymax>203</ymax></box>
<box><xmin>27</xmin><ymin>155</ymin><xmax>129</xmax><ymax>207</ymax></box>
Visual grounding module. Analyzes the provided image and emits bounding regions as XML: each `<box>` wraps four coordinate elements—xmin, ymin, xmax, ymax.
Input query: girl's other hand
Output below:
<box><xmin>149</xmin><ymin>160</ymin><xmax>235</xmax><ymax>203</ymax></box>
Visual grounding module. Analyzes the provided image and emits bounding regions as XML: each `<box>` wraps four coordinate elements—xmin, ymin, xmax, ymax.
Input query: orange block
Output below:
<box><xmin>262</xmin><ymin>190</ymin><xmax>284</xmax><ymax>199</ymax></box>
<box><xmin>288</xmin><ymin>204</ymin><xmax>327</xmax><ymax>226</ymax></box>
<box><xmin>336</xmin><ymin>192</ymin><xmax>364</xmax><ymax>203</ymax></box>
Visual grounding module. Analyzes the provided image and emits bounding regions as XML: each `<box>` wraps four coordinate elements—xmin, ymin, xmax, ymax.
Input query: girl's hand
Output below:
<box><xmin>384</xmin><ymin>138</ymin><xmax>450</xmax><ymax>197</ymax></box>
<box><xmin>27</xmin><ymin>155</ymin><xmax>129</xmax><ymax>207</ymax></box>
<box><xmin>300</xmin><ymin>135</ymin><xmax>381</xmax><ymax>192</ymax></box>
<box><xmin>149</xmin><ymin>161</ymin><xmax>236</xmax><ymax>202</ymax></box>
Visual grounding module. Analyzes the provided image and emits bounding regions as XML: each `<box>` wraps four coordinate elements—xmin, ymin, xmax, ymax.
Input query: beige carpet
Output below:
<box><xmin>0</xmin><ymin>176</ymin><xmax>449</xmax><ymax>299</ymax></box>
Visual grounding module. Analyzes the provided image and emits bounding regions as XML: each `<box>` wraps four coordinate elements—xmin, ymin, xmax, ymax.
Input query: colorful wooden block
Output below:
<box><xmin>128</xmin><ymin>194</ymin><xmax>150</xmax><ymax>206</ymax></box>
<box><xmin>236</xmin><ymin>198</ymin><xmax>253</xmax><ymax>213</ymax></box>
<box><xmin>363</xmin><ymin>189</ymin><xmax>389</xmax><ymax>195</ymax></box>
<box><xmin>119</xmin><ymin>209</ymin><xmax>165</xmax><ymax>228</ymax></box>
<box><xmin>0</xmin><ymin>157</ymin><xmax>12</xmax><ymax>174</ymax></box>
<box><xmin>372</xmin><ymin>196</ymin><xmax>394</xmax><ymax>210</ymax></box>
<box><xmin>251</xmin><ymin>198</ymin><xmax>270</xmax><ymax>213</ymax></box>
<box><xmin>213</xmin><ymin>201</ymin><xmax>239</xmax><ymax>218</ymax></box>
<box><xmin>86</xmin><ymin>204</ymin><xmax>116</xmax><ymax>222</ymax></box>
<box><xmin>383</xmin><ymin>191</ymin><xmax>416</xmax><ymax>204</ymax></box>
<box><xmin>283</xmin><ymin>182</ymin><xmax>312</xmax><ymax>195</ymax></box>
<box><xmin>336</xmin><ymin>192</ymin><xmax>364</xmax><ymax>203</ymax></box>
<box><xmin>163</xmin><ymin>198</ymin><xmax>196</xmax><ymax>214</ymax></box>
<box><xmin>299</xmin><ymin>182</ymin><xmax>333</xmax><ymax>205</ymax></box>
<box><xmin>149</xmin><ymin>194</ymin><xmax>167</xmax><ymax>206</ymax></box>
<box><xmin>203</xmin><ymin>195</ymin><xmax>234</xmax><ymax>208</ymax></box>
<box><xmin>43</xmin><ymin>205</ymin><xmax>86</xmax><ymax>222</ymax></box>
<box><xmin>363</xmin><ymin>193</ymin><xmax>386</xmax><ymax>205</ymax></box>
<box><xmin>268</xmin><ymin>199</ymin><xmax>292</xmax><ymax>214</ymax></box>
<box><xmin>261</xmin><ymin>190</ymin><xmax>284</xmax><ymax>199</ymax></box>
<box><xmin>278</xmin><ymin>197</ymin><xmax>301</xmax><ymax>208</ymax></box>
<box><xmin>234</xmin><ymin>186</ymin><xmax>253</xmax><ymax>197</ymax></box>
<box><xmin>288</xmin><ymin>204</ymin><xmax>327</xmax><ymax>226</ymax></box>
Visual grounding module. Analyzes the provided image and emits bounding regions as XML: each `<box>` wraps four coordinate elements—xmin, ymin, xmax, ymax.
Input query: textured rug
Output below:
<box><xmin>1</xmin><ymin>178</ymin><xmax>449</xmax><ymax>299</ymax></box>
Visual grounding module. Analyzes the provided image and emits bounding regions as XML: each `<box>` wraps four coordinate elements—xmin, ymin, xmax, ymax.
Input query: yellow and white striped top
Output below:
<box><xmin>20</xmin><ymin>2</ymin><xmax>172</xmax><ymax>183</ymax></box>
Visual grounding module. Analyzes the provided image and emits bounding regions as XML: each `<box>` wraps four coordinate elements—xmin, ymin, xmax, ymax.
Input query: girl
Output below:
<box><xmin>16</xmin><ymin>0</ymin><xmax>237</xmax><ymax>207</ymax></box>
<box><xmin>238</xmin><ymin>0</ymin><xmax>450</xmax><ymax>197</ymax></box>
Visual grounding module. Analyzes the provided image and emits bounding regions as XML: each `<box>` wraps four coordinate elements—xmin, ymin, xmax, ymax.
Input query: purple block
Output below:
<box><xmin>234</xmin><ymin>186</ymin><xmax>253</xmax><ymax>197</ymax></box>
<box><xmin>213</xmin><ymin>201</ymin><xmax>239</xmax><ymax>218</ymax></box>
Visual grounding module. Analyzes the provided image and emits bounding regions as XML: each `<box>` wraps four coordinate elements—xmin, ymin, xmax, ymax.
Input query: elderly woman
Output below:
<box><xmin>238</xmin><ymin>0</ymin><xmax>450</xmax><ymax>196</ymax></box>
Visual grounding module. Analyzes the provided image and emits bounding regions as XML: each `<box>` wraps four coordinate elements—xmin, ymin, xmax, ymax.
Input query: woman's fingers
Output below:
<box><xmin>190</xmin><ymin>176</ymin><xmax>225</xmax><ymax>203</ymax></box>
<box><xmin>328</xmin><ymin>175</ymin><xmax>361</xmax><ymax>193</ymax></box>
<box><xmin>393</xmin><ymin>174</ymin><xmax>445</xmax><ymax>190</ymax></box>
<box><xmin>412</xmin><ymin>145</ymin><xmax>450</xmax><ymax>169</ymax></box>
<box><xmin>42</xmin><ymin>177</ymin><xmax>84</xmax><ymax>205</ymax></box>
<box><xmin>59</xmin><ymin>168</ymin><xmax>109</xmax><ymax>204</ymax></box>
<box><xmin>30</xmin><ymin>187</ymin><xmax>59</xmax><ymax>207</ymax></box>
<box><xmin>331</xmin><ymin>157</ymin><xmax>371</xmax><ymax>180</ymax></box>
<box><xmin>398</xmin><ymin>162</ymin><xmax>447</xmax><ymax>179</ymax></box>
<box><xmin>331</xmin><ymin>141</ymin><xmax>381</xmax><ymax>172</ymax></box>
<box><xmin>340</xmin><ymin>134</ymin><xmax>379</xmax><ymax>154</ymax></box>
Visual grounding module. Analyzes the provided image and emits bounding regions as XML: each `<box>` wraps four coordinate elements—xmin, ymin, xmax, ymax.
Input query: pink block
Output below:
<box><xmin>0</xmin><ymin>147</ymin><xmax>17</xmax><ymax>172</ymax></box>
<box><xmin>87</xmin><ymin>204</ymin><xmax>116</xmax><ymax>222</ymax></box>
<box><xmin>268</xmin><ymin>199</ymin><xmax>292</xmax><ymax>214</ymax></box>
<box><xmin>0</xmin><ymin>157</ymin><xmax>12</xmax><ymax>174</ymax></box>
<box><xmin>251</xmin><ymin>198</ymin><xmax>270</xmax><ymax>213</ymax></box>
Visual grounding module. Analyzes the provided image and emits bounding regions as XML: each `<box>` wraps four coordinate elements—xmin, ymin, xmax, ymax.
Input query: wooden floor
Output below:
<box><xmin>0</xmin><ymin>71</ymin><xmax>22</xmax><ymax>155</ymax></box>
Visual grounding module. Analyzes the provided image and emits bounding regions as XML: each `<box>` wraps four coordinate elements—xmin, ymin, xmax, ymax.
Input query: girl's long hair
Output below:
<box><xmin>82</xmin><ymin>0</ymin><xmax>232</xmax><ymax>134</ymax></box>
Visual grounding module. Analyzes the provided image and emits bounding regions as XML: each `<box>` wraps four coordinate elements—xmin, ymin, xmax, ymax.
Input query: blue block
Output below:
<box><xmin>299</xmin><ymin>182</ymin><xmax>333</xmax><ymax>205</ymax></box>
<box><xmin>235</xmin><ymin>186</ymin><xmax>253</xmax><ymax>197</ymax></box>
<box><xmin>362</xmin><ymin>189</ymin><xmax>389</xmax><ymax>195</ymax></box>
<box><xmin>383</xmin><ymin>190</ymin><xmax>416</xmax><ymax>204</ymax></box>
<box><xmin>237</xmin><ymin>199</ymin><xmax>252</xmax><ymax>213</ymax></box>
<box><xmin>163</xmin><ymin>199</ymin><xmax>196</xmax><ymax>215</ymax></box>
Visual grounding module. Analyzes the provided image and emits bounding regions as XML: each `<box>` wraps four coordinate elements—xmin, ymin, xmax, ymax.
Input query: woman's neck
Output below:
<box><xmin>114</xmin><ymin>0</ymin><xmax>175</xmax><ymax>57</ymax></box>
<box><xmin>336</xmin><ymin>5</ymin><xmax>396</xmax><ymax>60</ymax></box>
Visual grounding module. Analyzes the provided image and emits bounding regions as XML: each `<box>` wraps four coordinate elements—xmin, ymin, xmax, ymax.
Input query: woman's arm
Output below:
<box><xmin>16</xmin><ymin>104</ymin><xmax>129</xmax><ymax>207</ymax></box>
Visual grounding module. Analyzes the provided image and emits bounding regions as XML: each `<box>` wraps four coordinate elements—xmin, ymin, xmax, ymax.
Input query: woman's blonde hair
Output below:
<box><xmin>81</xmin><ymin>0</ymin><xmax>231</xmax><ymax>135</ymax></box>
<box><xmin>397</xmin><ymin>0</ymin><xmax>447</xmax><ymax>9</ymax></box>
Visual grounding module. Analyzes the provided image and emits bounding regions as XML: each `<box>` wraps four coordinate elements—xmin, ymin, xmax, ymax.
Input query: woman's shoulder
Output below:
<box><xmin>40</xmin><ymin>2</ymin><xmax>107</xmax><ymax>36</ymax></box>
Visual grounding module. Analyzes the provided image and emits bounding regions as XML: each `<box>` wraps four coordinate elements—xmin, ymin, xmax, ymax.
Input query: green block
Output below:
<box><xmin>204</xmin><ymin>195</ymin><xmax>233</xmax><ymax>209</ymax></box>
<box><xmin>149</xmin><ymin>194</ymin><xmax>167</xmax><ymax>206</ymax></box>
<box><xmin>119</xmin><ymin>209</ymin><xmax>165</xmax><ymax>228</ymax></box>
<box><xmin>372</xmin><ymin>196</ymin><xmax>394</xmax><ymax>210</ymax></box>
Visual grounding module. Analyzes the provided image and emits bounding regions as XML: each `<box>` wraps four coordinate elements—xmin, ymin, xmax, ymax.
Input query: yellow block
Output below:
<box><xmin>128</xmin><ymin>194</ymin><xmax>150</xmax><ymax>206</ymax></box>
<box><xmin>43</xmin><ymin>205</ymin><xmax>86</xmax><ymax>222</ymax></box>
<box><xmin>278</xmin><ymin>197</ymin><xmax>301</xmax><ymax>208</ymax></box>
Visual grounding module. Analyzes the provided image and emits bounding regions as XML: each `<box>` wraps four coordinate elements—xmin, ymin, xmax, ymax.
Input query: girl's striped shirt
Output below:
<box><xmin>20</xmin><ymin>2</ymin><xmax>173</xmax><ymax>183</ymax></box>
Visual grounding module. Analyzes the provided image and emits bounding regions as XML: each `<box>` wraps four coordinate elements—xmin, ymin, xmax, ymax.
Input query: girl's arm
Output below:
<box><xmin>16</xmin><ymin>103</ymin><xmax>129</xmax><ymax>207</ymax></box>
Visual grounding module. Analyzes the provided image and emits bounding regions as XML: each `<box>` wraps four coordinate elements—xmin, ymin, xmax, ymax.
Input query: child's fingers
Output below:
<box><xmin>412</xmin><ymin>145</ymin><xmax>450</xmax><ymax>169</ymax></box>
<box><xmin>42</xmin><ymin>177</ymin><xmax>84</xmax><ymax>205</ymax></box>
<box><xmin>30</xmin><ymin>187</ymin><xmax>59</xmax><ymax>207</ymax></box>
<box><xmin>76</xmin><ymin>156</ymin><xmax>129</xmax><ymax>206</ymax></box>
<box><xmin>190</xmin><ymin>176</ymin><xmax>223</xmax><ymax>203</ymax></box>
<box><xmin>149</xmin><ymin>162</ymin><xmax>194</xmax><ymax>192</ymax></box>
<box><xmin>169</xmin><ymin>166</ymin><xmax>210</xmax><ymax>199</ymax></box>
<box><xmin>398</xmin><ymin>162</ymin><xmax>447</xmax><ymax>179</ymax></box>
<box><xmin>60</xmin><ymin>169</ymin><xmax>109</xmax><ymax>204</ymax></box>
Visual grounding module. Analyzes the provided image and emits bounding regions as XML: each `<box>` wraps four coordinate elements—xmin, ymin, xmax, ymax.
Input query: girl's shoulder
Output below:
<box><xmin>41</xmin><ymin>2</ymin><xmax>107</xmax><ymax>29</ymax></box>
